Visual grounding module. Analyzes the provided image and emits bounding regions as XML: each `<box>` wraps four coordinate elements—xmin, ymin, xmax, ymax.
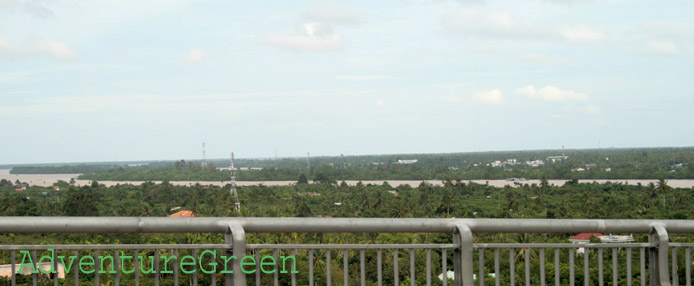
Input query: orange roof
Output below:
<box><xmin>168</xmin><ymin>210</ymin><xmax>196</xmax><ymax>217</ymax></box>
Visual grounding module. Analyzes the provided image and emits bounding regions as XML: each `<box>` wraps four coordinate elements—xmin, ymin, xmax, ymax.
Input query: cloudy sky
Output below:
<box><xmin>1</xmin><ymin>0</ymin><xmax>692</xmax><ymax>164</ymax></box>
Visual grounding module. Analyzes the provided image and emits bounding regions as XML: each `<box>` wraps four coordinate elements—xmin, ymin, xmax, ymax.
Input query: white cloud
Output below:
<box><xmin>561</xmin><ymin>25</ymin><xmax>606</xmax><ymax>43</ymax></box>
<box><xmin>186</xmin><ymin>48</ymin><xmax>206</xmax><ymax>64</ymax></box>
<box><xmin>0</xmin><ymin>93</ymin><xmax>279</xmax><ymax>118</ymax></box>
<box><xmin>35</xmin><ymin>39</ymin><xmax>76</xmax><ymax>61</ymax></box>
<box><xmin>442</xmin><ymin>9</ymin><xmax>551</xmax><ymax>40</ymax></box>
<box><xmin>301</xmin><ymin>0</ymin><xmax>359</xmax><ymax>25</ymax></box>
<box><xmin>472</xmin><ymin>89</ymin><xmax>503</xmax><ymax>104</ymax></box>
<box><xmin>333</xmin><ymin>75</ymin><xmax>392</xmax><ymax>81</ymax></box>
<box><xmin>265</xmin><ymin>22</ymin><xmax>342</xmax><ymax>52</ymax></box>
<box><xmin>0</xmin><ymin>70</ymin><xmax>37</xmax><ymax>83</ymax></box>
<box><xmin>517</xmin><ymin>85</ymin><xmax>588</xmax><ymax>101</ymax></box>
<box><xmin>0</xmin><ymin>35</ymin><xmax>76</xmax><ymax>62</ymax></box>
<box><xmin>0</xmin><ymin>0</ymin><xmax>56</xmax><ymax>17</ymax></box>
<box><xmin>375</xmin><ymin>99</ymin><xmax>385</xmax><ymax>107</ymax></box>
<box><xmin>644</xmin><ymin>41</ymin><xmax>679</xmax><ymax>56</ymax></box>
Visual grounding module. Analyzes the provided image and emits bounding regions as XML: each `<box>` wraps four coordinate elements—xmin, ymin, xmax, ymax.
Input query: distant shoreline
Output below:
<box><xmin>3</xmin><ymin>169</ymin><xmax>694</xmax><ymax>188</ymax></box>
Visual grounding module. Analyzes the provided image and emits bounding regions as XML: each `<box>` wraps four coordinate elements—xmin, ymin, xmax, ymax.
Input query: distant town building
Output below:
<box><xmin>491</xmin><ymin>159</ymin><xmax>519</xmax><ymax>167</ymax></box>
<box><xmin>397</xmin><ymin>159</ymin><xmax>418</xmax><ymax>164</ymax></box>
<box><xmin>526</xmin><ymin>160</ymin><xmax>544</xmax><ymax>167</ymax></box>
<box><xmin>547</xmin><ymin>156</ymin><xmax>569</xmax><ymax>163</ymax></box>
<box><xmin>571</xmin><ymin>168</ymin><xmax>586</xmax><ymax>172</ymax></box>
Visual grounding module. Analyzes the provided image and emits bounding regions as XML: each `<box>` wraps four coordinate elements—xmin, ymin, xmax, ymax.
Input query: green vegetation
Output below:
<box><xmin>1</xmin><ymin>177</ymin><xmax>693</xmax><ymax>284</ymax></box>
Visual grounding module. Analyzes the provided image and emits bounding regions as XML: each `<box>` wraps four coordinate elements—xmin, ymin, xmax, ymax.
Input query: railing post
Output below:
<box><xmin>226</xmin><ymin>223</ymin><xmax>247</xmax><ymax>286</ymax></box>
<box><xmin>454</xmin><ymin>223</ymin><xmax>474</xmax><ymax>286</ymax></box>
<box><xmin>649</xmin><ymin>223</ymin><xmax>671</xmax><ymax>286</ymax></box>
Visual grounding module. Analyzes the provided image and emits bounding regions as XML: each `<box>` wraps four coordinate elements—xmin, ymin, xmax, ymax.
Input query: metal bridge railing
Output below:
<box><xmin>0</xmin><ymin>217</ymin><xmax>693</xmax><ymax>286</ymax></box>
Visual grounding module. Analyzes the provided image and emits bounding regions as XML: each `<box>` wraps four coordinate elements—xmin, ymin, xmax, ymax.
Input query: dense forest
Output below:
<box><xmin>1</xmin><ymin>177</ymin><xmax>693</xmax><ymax>285</ymax></box>
<box><xmin>10</xmin><ymin>147</ymin><xmax>693</xmax><ymax>181</ymax></box>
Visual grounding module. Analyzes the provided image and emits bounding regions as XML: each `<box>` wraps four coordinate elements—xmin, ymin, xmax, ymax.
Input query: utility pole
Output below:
<box><xmin>202</xmin><ymin>142</ymin><xmax>208</xmax><ymax>167</ymax></box>
<box><xmin>230</xmin><ymin>152</ymin><xmax>240</xmax><ymax>212</ymax></box>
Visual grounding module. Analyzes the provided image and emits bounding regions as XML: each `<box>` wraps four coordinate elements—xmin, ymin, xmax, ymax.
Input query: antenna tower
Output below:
<box><xmin>202</xmin><ymin>142</ymin><xmax>208</xmax><ymax>167</ymax></box>
<box><xmin>306</xmin><ymin>152</ymin><xmax>310</xmax><ymax>170</ymax></box>
<box><xmin>230</xmin><ymin>152</ymin><xmax>240</xmax><ymax>212</ymax></box>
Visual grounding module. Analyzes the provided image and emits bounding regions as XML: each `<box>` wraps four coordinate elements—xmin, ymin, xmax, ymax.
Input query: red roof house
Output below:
<box><xmin>168</xmin><ymin>210</ymin><xmax>196</xmax><ymax>217</ymax></box>
<box><xmin>569</xmin><ymin>233</ymin><xmax>603</xmax><ymax>243</ymax></box>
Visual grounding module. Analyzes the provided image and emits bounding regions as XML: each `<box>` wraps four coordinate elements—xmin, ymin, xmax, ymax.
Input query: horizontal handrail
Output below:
<box><xmin>0</xmin><ymin>243</ymin><xmax>659</xmax><ymax>251</ymax></box>
<box><xmin>2</xmin><ymin>217</ymin><xmax>694</xmax><ymax>234</ymax></box>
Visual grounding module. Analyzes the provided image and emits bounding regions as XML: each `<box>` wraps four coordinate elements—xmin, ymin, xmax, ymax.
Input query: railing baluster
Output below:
<box><xmin>255</xmin><ymin>249</ymin><xmax>260</xmax><ymax>286</ymax></box>
<box><xmin>11</xmin><ymin>250</ymin><xmax>15</xmax><ymax>286</ymax></box>
<box><xmin>411</xmin><ymin>249</ymin><xmax>415</xmax><ymax>286</ymax></box>
<box><xmin>174</xmin><ymin>249</ymin><xmax>179</xmax><ymax>286</ymax></box>
<box><xmin>115</xmin><ymin>249</ymin><xmax>120</xmax><ymax>286</ymax></box>
<box><xmin>74</xmin><ymin>250</ymin><xmax>79</xmax><ymax>286</ymax></box>
<box><xmin>494</xmin><ymin>249</ymin><xmax>500</xmax><ymax>286</ymax></box>
<box><xmin>443</xmin><ymin>249</ymin><xmax>448</xmax><ymax>286</ymax></box>
<box><xmin>555</xmin><ymin>248</ymin><xmax>560</xmax><ymax>286</ymax></box>
<box><xmin>510</xmin><ymin>248</ymin><xmax>515</xmax><ymax>286</ymax></box>
<box><xmin>53</xmin><ymin>247</ymin><xmax>58</xmax><ymax>286</ymax></box>
<box><xmin>32</xmin><ymin>249</ymin><xmax>37</xmax><ymax>286</ymax></box>
<box><xmin>309</xmin><ymin>249</ymin><xmax>314</xmax><ymax>286</ymax></box>
<box><xmin>427</xmin><ymin>249</ymin><xmax>432</xmax><ymax>286</ymax></box>
<box><xmin>377</xmin><ymin>249</ymin><xmax>382</xmax><ymax>286</ymax></box>
<box><xmin>394</xmin><ymin>249</ymin><xmax>399</xmax><ymax>286</ymax></box>
<box><xmin>273</xmin><ymin>249</ymin><xmax>278</xmax><ymax>286</ymax></box>
<box><xmin>641</xmin><ymin>247</ymin><xmax>646</xmax><ymax>286</ymax></box>
<box><xmin>344</xmin><ymin>249</ymin><xmax>348</xmax><ymax>286</ymax></box>
<box><xmin>326</xmin><ymin>250</ymin><xmax>332</xmax><ymax>286</ymax></box>
<box><xmin>291</xmin><ymin>249</ymin><xmax>297</xmax><ymax>286</ymax></box>
<box><xmin>479</xmin><ymin>248</ymin><xmax>485</xmax><ymax>286</ymax></box>
<box><xmin>361</xmin><ymin>249</ymin><xmax>366</xmax><ymax>286</ymax></box>
<box><xmin>192</xmin><ymin>249</ymin><xmax>197</xmax><ymax>286</ymax></box>
<box><xmin>154</xmin><ymin>249</ymin><xmax>159</xmax><ymax>286</ymax></box>
<box><xmin>540</xmin><ymin>248</ymin><xmax>546</xmax><ymax>286</ymax></box>
<box><xmin>627</xmin><ymin>247</ymin><xmax>632</xmax><ymax>286</ymax></box>
<box><xmin>569</xmin><ymin>248</ymin><xmax>575</xmax><ymax>286</ymax></box>
<box><xmin>134</xmin><ymin>249</ymin><xmax>139</xmax><ymax>286</ymax></box>
<box><xmin>598</xmin><ymin>248</ymin><xmax>604</xmax><ymax>286</ymax></box>
<box><xmin>674</xmin><ymin>247</ymin><xmax>679</xmax><ymax>286</ymax></box>
<box><xmin>687</xmin><ymin>247</ymin><xmax>691</xmax><ymax>286</ymax></box>
<box><xmin>525</xmin><ymin>248</ymin><xmax>530</xmax><ymax>286</ymax></box>
<box><xmin>613</xmin><ymin>248</ymin><xmax>618</xmax><ymax>286</ymax></box>
<box><xmin>210</xmin><ymin>248</ymin><xmax>216</xmax><ymax>286</ymax></box>
<box><xmin>584</xmin><ymin>247</ymin><xmax>590</xmax><ymax>286</ymax></box>
<box><xmin>94</xmin><ymin>250</ymin><xmax>99</xmax><ymax>286</ymax></box>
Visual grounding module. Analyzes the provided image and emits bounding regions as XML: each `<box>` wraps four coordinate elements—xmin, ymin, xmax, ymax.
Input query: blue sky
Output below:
<box><xmin>1</xmin><ymin>0</ymin><xmax>692</xmax><ymax>164</ymax></box>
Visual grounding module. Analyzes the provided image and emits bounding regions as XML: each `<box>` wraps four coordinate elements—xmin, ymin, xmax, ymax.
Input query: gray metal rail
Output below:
<box><xmin>0</xmin><ymin>217</ymin><xmax>692</xmax><ymax>285</ymax></box>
